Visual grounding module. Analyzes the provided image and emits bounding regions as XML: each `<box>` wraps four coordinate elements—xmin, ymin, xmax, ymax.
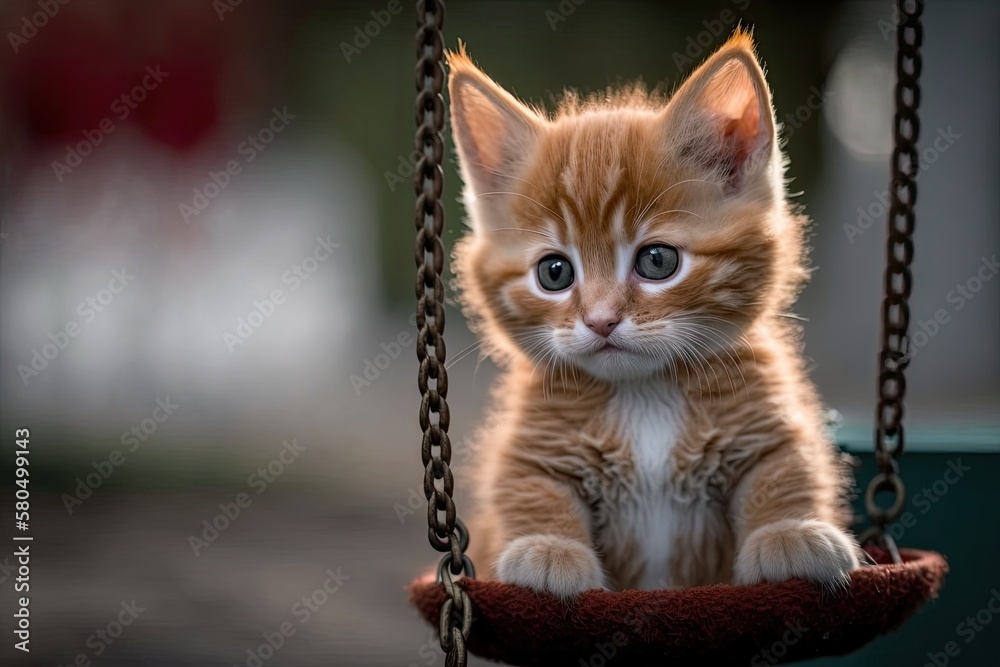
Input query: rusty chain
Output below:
<box><xmin>414</xmin><ymin>2</ymin><xmax>474</xmax><ymax>665</ymax></box>
<box><xmin>861</xmin><ymin>0</ymin><xmax>924</xmax><ymax>562</ymax></box>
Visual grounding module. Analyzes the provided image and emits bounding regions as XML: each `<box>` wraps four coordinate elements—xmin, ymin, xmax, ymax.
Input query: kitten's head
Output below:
<box><xmin>449</xmin><ymin>32</ymin><xmax>807</xmax><ymax>381</ymax></box>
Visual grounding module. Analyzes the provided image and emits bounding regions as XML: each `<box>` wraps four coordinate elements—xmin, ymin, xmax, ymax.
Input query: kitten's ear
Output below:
<box><xmin>447</xmin><ymin>47</ymin><xmax>543</xmax><ymax>200</ymax></box>
<box><xmin>664</xmin><ymin>31</ymin><xmax>776</xmax><ymax>192</ymax></box>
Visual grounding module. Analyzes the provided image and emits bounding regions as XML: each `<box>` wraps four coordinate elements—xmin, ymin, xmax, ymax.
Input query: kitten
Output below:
<box><xmin>447</xmin><ymin>31</ymin><xmax>861</xmax><ymax>598</ymax></box>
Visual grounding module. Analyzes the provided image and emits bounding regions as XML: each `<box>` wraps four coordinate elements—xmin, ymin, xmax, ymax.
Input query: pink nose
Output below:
<box><xmin>584</xmin><ymin>313</ymin><xmax>619</xmax><ymax>338</ymax></box>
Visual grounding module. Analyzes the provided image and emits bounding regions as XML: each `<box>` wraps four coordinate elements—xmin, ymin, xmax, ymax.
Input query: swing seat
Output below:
<box><xmin>409</xmin><ymin>546</ymin><xmax>947</xmax><ymax>667</ymax></box>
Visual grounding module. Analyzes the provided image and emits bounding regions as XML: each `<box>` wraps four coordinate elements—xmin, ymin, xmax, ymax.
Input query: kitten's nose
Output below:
<box><xmin>584</xmin><ymin>311</ymin><xmax>620</xmax><ymax>338</ymax></box>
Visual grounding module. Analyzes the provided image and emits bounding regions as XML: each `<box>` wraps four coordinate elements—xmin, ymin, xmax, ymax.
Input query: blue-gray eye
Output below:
<box><xmin>635</xmin><ymin>244</ymin><xmax>679</xmax><ymax>280</ymax></box>
<box><xmin>537</xmin><ymin>255</ymin><xmax>574</xmax><ymax>291</ymax></box>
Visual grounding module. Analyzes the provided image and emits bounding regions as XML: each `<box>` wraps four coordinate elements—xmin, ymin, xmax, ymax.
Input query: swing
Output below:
<box><xmin>407</xmin><ymin>1</ymin><xmax>947</xmax><ymax>665</ymax></box>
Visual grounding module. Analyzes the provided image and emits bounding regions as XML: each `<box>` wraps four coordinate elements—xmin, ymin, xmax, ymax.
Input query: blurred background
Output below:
<box><xmin>0</xmin><ymin>0</ymin><xmax>997</xmax><ymax>665</ymax></box>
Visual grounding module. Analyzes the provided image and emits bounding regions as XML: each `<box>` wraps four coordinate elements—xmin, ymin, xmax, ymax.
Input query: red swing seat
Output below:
<box><xmin>409</xmin><ymin>546</ymin><xmax>947</xmax><ymax>666</ymax></box>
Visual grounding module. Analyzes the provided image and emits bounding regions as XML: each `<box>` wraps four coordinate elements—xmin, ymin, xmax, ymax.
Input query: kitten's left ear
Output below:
<box><xmin>447</xmin><ymin>46</ymin><xmax>544</xmax><ymax>203</ymax></box>
<box><xmin>664</xmin><ymin>31</ymin><xmax>777</xmax><ymax>192</ymax></box>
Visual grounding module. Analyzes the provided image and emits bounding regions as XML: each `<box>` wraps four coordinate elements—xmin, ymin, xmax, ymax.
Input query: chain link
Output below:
<box><xmin>414</xmin><ymin>2</ymin><xmax>474</xmax><ymax>665</ymax></box>
<box><xmin>862</xmin><ymin>0</ymin><xmax>923</xmax><ymax>559</ymax></box>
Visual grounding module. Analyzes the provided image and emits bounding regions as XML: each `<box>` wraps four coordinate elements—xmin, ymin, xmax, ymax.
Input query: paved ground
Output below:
<box><xmin>4</xmin><ymin>491</ymin><xmax>497</xmax><ymax>667</ymax></box>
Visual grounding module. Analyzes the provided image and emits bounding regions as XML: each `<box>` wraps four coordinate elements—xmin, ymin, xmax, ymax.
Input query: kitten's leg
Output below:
<box><xmin>486</xmin><ymin>476</ymin><xmax>605</xmax><ymax>599</ymax></box>
<box><xmin>729</xmin><ymin>450</ymin><xmax>861</xmax><ymax>589</ymax></box>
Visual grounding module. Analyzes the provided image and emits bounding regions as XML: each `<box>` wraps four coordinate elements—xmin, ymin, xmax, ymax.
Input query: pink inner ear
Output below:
<box><xmin>729</xmin><ymin>98</ymin><xmax>762</xmax><ymax>148</ymax></box>
<box><xmin>456</xmin><ymin>86</ymin><xmax>507</xmax><ymax>177</ymax></box>
<box><xmin>723</xmin><ymin>97</ymin><xmax>767</xmax><ymax>186</ymax></box>
<box><xmin>451</xmin><ymin>75</ymin><xmax>539</xmax><ymax>193</ymax></box>
<box><xmin>686</xmin><ymin>56</ymin><xmax>772</xmax><ymax>188</ymax></box>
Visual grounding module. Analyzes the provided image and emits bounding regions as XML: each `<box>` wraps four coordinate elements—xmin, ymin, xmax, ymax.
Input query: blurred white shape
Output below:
<box><xmin>825</xmin><ymin>42</ymin><xmax>894</xmax><ymax>159</ymax></box>
<box><xmin>0</xmin><ymin>125</ymin><xmax>378</xmax><ymax>427</ymax></box>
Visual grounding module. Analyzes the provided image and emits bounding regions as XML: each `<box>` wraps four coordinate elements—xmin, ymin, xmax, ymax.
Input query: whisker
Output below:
<box><xmin>489</xmin><ymin>227</ymin><xmax>560</xmax><ymax>242</ymax></box>
<box><xmin>672</xmin><ymin>314</ymin><xmax>759</xmax><ymax>367</ymax></box>
<box><xmin>445</xmin><ymin>340</ymin><xmax>483</xmax><ymax>370</ymax></box>
<box><xmin>666</xmin><ymin>318</ymin><xmax>754</xmax><ymax>399</ymax></box>
<box><xmin>634</xmin><ymin>178</ymin><xmax>714</xmax><ymax>225</ymax></box>
<box><xmin>641</xmin><ymin>208</ymin><xmax>705</xmax><ymax>225</ymax></box>
<box><xmin>674</xmin><ymin>329</ymin><xmax>728</xmax><ymax>396</ymax></box>
<box><xmin>480</xmin><ymin>166</ymin><xmax>535</xmax><ymax>188</ymax></box>
<box><xmin>475</xmin><ymin>191</ymin><xmax>566</xmax><ymax>225</ymax></box>
<box><xmin>683</xmin><ymin>327</ymin><xmax>741</xmax><ymax>398</ymax></box>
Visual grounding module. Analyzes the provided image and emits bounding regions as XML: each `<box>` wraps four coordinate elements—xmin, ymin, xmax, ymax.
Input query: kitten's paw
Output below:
<box><xmin>734</xmin><ymin>519</ymin><xmax>861</xmax><ymax>589</ymax></box>
<box><xmin>496</xmin><ymin>535</ymin><xmax>605</xmax><ymax>599</ymax></box>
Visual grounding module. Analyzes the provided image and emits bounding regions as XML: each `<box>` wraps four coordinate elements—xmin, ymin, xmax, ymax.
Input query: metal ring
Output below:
<box><xmin>864</xmin><ymin>472</ymin><xmax>907</xmax><ymax>525</ymax></box>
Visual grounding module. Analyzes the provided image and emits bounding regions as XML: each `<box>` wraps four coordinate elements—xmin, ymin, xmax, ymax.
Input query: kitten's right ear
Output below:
<box><xmin>447</xmin><ymin>47</ymin><xmax>543</xmax><ymax>201</ymax></box>
<box><xmin>663</xmin><ymin>30</ymin><xmax>777</xmax><ymax>195</ymax></box>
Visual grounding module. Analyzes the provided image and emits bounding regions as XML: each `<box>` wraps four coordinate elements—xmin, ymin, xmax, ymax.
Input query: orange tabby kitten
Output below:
<box><xmin>448</xmin><ymin>32</ymin><xmax>861</xmax><ymax>598</ymax></box>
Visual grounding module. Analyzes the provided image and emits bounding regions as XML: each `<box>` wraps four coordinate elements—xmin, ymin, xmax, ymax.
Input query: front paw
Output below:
<box><xmin>734</xmin><ymin>519</ymin><xmax>861</xmax><ymax>589</ymax></box>
<box><xmin>496</xmin><ymin>535</ymin><xmax>605</xmax><ymax>599</ymax></box>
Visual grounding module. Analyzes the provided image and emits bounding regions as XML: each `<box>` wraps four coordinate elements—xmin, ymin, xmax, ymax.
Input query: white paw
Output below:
<box><xmin>734</xmin><ymin>519</ymin><xmax>861</xmax><ymax>588</ymax></box>
<box><xmin>496</xmin><ymin>535</ymin><xmax>605</xmax><ymax>599</ymax></box>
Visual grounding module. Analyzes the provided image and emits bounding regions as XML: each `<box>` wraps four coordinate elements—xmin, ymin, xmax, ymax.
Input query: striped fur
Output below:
<box><xmin>448</xmin><ymin>32</ymin><xmax>860</xmax><ymax>598</ymax></box>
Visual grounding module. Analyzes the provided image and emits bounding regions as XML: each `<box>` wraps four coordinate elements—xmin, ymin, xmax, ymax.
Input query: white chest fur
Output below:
<box><xmin>605</xmin><ymin>378</ymin><xmax>686</xmax><ymax>589</ymax></box>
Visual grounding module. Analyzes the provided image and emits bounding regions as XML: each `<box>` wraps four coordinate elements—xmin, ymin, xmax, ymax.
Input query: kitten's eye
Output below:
<box><xmin>536</xmin><ymin>255</ymin><xmax>575</xmax><ymax>292</ymax></box>
<box><xmin>635</xmin><ymin>244</ymin><xmax>679</xmax><ymax>280</ymax></box>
